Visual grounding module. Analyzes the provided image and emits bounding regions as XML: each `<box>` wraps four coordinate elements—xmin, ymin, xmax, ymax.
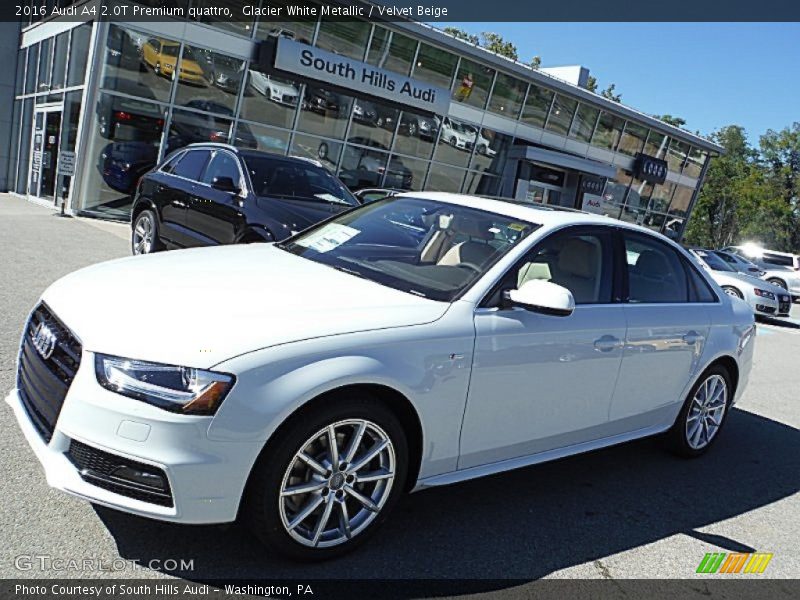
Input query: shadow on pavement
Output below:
<box><xmin>757</xmin><ymin>315</ymin><xmax>800</xmax><ymax>329</ymax></box>
<box><xmin>94</xmin><ymin>408</ymin><xmax>799</xmax><ymax>591</ymax></box>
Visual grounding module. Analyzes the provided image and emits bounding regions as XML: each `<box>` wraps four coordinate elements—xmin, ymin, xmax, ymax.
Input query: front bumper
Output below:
<box><xmin>7</xmin><ymin>356</ymin><xmax>263</xmax><ymax>524</ymax></box>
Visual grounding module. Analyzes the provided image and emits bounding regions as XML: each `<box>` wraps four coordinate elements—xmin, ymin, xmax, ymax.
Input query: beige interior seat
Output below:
<box><xmin>436</xmin><ymin>217</ymin><xmax>496</xmax><ymax>268</ymax></box>
<box><xmin>552</xmin><ymin>238</ymin><xmax>601</xmax><ymax>303</ymax></box>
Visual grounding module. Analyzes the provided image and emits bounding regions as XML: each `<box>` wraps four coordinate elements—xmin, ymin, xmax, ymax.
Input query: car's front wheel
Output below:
<box><xmin>767</xmin><ymin>277</ymin><xmax>787</xmax><ymax>290</ymax></box>
<box><xmin>131</xmin><ymin>209</ymin><xmax>163</xmax><ymax>255</ymax></box>
<box><xmin>667</xmin><ymin>365</ymin><xmax>732</xmax><ymax>457</ymax></box>
<box><xmin>245</xmin><ymin>395</ymin><xmax>408</xmax><ymax>560</ymax></box>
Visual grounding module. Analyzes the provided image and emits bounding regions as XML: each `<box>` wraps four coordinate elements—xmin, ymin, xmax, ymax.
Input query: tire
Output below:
<box><xmin>407</xmin><ymin>121</ymin><xmax>417</xmax><ymax>137</ymax></box>
<box><xmin>449</xmin><ymin>136</ymin><xmax>457</xmax><ymax>147</ymax></box>
<box><xmin>666</xmin><ymin>364</ymin><xmax>733</xmax><ymax>458</ymax></box>
<box><xmin>131</xmin><ymin>209</ymin><xmax>163</xmax><ymax>256</ymax></box>
<box><xmin>317</xmin><ymin>142</ymin><xmax>329</xmax><ymax>161</ymax></box>
<box><xmin>244</xmin><ymin>394</ymin><xmax>408</xmax><ymax>560</ymax></box>
<box><xmin>477</xmin><ymin>144</ymin><xmax>487</xmax><ymax>155</ymax></box>
<box><xmin>767</xmin><ymin>277</ymin><xmax>787</xmax><ymax>290</ymax></box>
<box><xmin>722</xmin><ymin>286</ymin><xmax>744</xmax><ymax>299</ymax></box>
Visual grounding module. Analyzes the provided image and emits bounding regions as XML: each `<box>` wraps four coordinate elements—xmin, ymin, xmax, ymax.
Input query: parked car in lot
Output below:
<box><xmin>142</xmin><ymin>38</ymin><xmax>206</xmax><ymax>85</ymax></box>
<box><xmin>687</xmin><ymin>248</ymin><xmax>791</xmax><ymax>317</ymax></box>
<box><xmin>11</xmin><ymin>192</ymin><xmax>754</xmax><ymax>560</ymax></box>
<box><xmin>723</xmin><ymin>245</ymin><xmax>800</xmax><ymax>300</ymax></box>
<box><xmin>711</xmin><ymin>250</ymin><xmax>766</xmax><ymax>278</ymax></box>
<box><xmin>437</xmin><ymin>116</ymin><xmax>473</xmax><ymax>151</ymax></box>
<box><xmin>129</xmin><ymin>144</ymin><xmax>358</xmax><ymax>254</ymax></box>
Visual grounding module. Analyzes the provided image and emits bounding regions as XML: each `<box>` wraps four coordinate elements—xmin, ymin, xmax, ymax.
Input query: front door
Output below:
<box><xmin>29</xmin><ymin>107</ymin><xmax>63</xmax><ymax>203</ymax></box>
<box><xmin>459</xmin><ymin>227</ymin><xmax>626</xmax><ymax>469</ymax></box>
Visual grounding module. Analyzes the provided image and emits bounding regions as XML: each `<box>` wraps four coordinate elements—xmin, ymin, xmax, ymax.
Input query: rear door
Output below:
<box><xmin>609</xmin><ymin>231</ymin><xmax>713</xmax><ymax>430</ymax></box>
<box><xmin>159</xmin><ymin>149</ymin><xmax>210</xmax><ymax>247</ymax></box>
<box><xmin>185</xmin><ymin>149</ymin><xmax>246</xmax><ymax>245</ymax></box>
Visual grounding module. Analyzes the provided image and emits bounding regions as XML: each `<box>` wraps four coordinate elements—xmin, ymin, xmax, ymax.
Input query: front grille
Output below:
<box><xmin>66</xmin><ymin>439</ymin><xmax>174</xmax><ymax>507</ymax></box>
<box><xmin>17</xmin><ymin>304</ymin><xmax>82</xmax><ymax>442</ymax></box>
<box><xmin>779</xmin><ymin>296</ymin><xmax>791</xmax><ymax>314</ymax></box>
<box><xmin>756</xmin><ymin>304</ymin><xmax>776</xmax><ymax>315</ymax></box>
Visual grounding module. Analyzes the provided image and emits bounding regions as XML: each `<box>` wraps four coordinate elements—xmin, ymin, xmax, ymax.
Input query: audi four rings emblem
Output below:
<box><xmin>31</xmin><ymin>322</ymin><xmax>57</xmax><ymax>360</ymax></box>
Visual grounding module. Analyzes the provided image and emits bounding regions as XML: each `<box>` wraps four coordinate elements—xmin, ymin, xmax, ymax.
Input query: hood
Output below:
<box><xmin>254</xmin><ymin>196</ymin><xmax>352</xmax><ymax>237</ymax></box>
<box><xmin>42</xmin><ymin>245</ymin><xmax>449</xmax><ymax>369</ymax></box>
<box><xmin>724</xmin><ymin>271</ymin><xmax>784</xmax><ymax>292</ymax></box>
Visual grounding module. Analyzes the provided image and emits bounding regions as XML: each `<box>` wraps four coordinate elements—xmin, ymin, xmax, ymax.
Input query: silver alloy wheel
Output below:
<box><xmin>133</xmin><ymin>214</ymin><xmax>154</xmax><ymax>255</ymax></box>
<box><xmin>685</xmin><ymin>374</ymin><xmax>728</xmax><ymax>450</ymax></box>
<box><xmin>723</xmin><ymin>286</ymin><xmax>743</xmax><ymax>299</ymax></box>
<box><xmin>279</xmin><ymin>419</ymin><xmax>396</xmax><ymax>548</ymax></box>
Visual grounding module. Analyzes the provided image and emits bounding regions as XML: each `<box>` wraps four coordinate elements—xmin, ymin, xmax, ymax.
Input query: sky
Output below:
<box><xmin>436</xmin><ymin>22</ymin><xmax>799</xmax><ymax>146</ymax></box>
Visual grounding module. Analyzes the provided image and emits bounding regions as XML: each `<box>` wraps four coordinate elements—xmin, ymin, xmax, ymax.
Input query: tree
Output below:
<box><xmin>601</xmin><ymin>83</ymin><xmax>622</xmax><ymax>103</ymax></box>
<box><xmin>759</xmin><ymin>123</ymin><xmax>800</xmax><ymax>249</ymax></box>
<box><xmin>684</xmin><ymin>126</ymin><xmax>758</xmax><ymax>248</ymax></box>
<box><xmin>480</xmin><ymin>32</ymin><xmax>519</xmax><ymax>61</ymax></box>
<box><xmin>585</xmin><ymin>75</ymin><xmax>597</xmax><ymax>92</ymax></box>
<box><xmin>443</xmin><ymin>27</ymin><xmax>479</xmax><ymax>46</ymax></box>
<box><xmin>529</xmin><ymin>56</ymin><xmax>541</xmax><ymax>70</ymax></box>
<box><xmin>653</xmin><ymin>114</ymin><xmax>687</xmax><ymax>128</ymax></box>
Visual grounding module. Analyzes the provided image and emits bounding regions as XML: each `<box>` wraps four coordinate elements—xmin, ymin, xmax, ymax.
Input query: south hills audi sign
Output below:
<box><xmin>271</xmin><ymin>37</ymin><xmax>450</xmax><ymax>114</ymax></box>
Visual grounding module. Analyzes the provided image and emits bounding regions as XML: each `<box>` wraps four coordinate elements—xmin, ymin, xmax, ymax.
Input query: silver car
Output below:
<box><xmin>689</xmin><ymin>249</ymin><xmax>789</xmax><ymax>317</ymax></box>
<box><xmin>724</xmin><ymin>245</ymin><xmax>800</xmax><ymax>300</ymax></box>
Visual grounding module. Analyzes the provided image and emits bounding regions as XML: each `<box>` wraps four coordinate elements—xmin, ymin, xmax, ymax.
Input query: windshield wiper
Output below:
<box><xmin>331</xmin><ymin>264</ymin><xmax>367</xmax><ymax>280</ymax></box>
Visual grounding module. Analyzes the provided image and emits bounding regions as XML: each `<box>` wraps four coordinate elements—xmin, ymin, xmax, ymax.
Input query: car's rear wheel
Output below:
<box><xmin>767</xmin><ymin>277</ymin><xmax>787</xmax><ymax>290</ymax></box>
<box><xmin>131</xmin><ymin>209</ymin><xmax>163</xmax><ymax>255</ymax></box>
<box><xmin>722</xmin><ymin>285</ymin><xmax>743</xmax><ymax>299</ymax></box>
<box><xmin>245</xmin><ymin>395</ymin><xmax>408</xmax><ymax>560</ymax></box>
<box><xmin>667</xmin><ymin>364</ymin><xmax>732</xmax><ymax>457</ymax></box>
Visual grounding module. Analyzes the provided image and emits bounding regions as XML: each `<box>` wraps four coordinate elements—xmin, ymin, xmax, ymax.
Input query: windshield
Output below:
<box><xmin>243</xmin><ymin>156</ymin><xmax>358</xmax><ymax>206</ymax></box>
<box><xmin>695</xmin><ymin>250</ymin><xmax>735</xmax><ymax>272</ymax></box>
<box><xmin>279</xmin><ymin>197</ymin><xmax>539</xmax><ymax>302</ymax></box>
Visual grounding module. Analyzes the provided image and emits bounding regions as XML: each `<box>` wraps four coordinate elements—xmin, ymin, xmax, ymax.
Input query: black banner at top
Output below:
<box><xmin>8</xmin><ymin>0</ymin><xmax>800</xmax><ymax>23</ymax></box>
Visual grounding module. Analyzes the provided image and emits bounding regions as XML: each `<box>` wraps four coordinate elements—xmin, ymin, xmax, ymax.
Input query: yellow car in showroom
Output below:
<box><xmin>142</xmin><ymin>38</ymin><xmax>207</xmax><ymax>85</ymax></box>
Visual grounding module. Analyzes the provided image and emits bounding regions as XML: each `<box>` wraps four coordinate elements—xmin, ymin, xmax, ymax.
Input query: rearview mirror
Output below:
<box><xmin>505</xmin><ymin>280</ymin><xmax>575</xmax><ymax>317</ymax></box>
<box><xmin>211</xmin><ymin>176</ymin><xmax>240</xmax><ymax>194</ymax></box>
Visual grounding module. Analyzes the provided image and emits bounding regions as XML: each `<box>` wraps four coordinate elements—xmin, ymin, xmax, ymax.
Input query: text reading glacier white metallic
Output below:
<box><xmin>299</xmin><ymin>49</ymin><xmax>439</xmax><ymax>104</ymax></box>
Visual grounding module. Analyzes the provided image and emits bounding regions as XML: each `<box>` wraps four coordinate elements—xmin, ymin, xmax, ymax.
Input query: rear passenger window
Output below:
<box><xmin>202</xmin><ymin>152</ymin><xmax>240</xmax><ymax>185</ymax></box>
<box><xmin>685</xmin><ymin>261</ymin><xmax>718</xmax><ymax>302</ymax></box>
<box><xmin>172</xmin><ymin>150</ymin><xmax>209</xmax><ymax>181</ymax></box>
<box><xmin>624</xmin><ymin>234</ymin><xmax>688</xmax><ymax>303</ymax></box>
<box><xmin>161</xmin><ymin>152</ymin><xmax>183</xmax><ymax>174</ymax></box>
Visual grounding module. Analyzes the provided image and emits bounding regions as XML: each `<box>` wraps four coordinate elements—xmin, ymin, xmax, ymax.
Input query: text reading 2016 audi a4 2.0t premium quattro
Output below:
<box><xmin>7</xmin><ymin>193</ymin><xmax>755</xmax><ymax>560</ymax></box>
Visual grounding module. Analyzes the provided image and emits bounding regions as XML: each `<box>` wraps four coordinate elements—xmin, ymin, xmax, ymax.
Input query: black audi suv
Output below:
<box><xmin>130</xmin><ymin>144</ymin><xmax>359</xmax><ymax>255</ymax></box>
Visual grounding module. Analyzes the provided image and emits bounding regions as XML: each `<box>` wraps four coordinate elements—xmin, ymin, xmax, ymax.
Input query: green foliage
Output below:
<box><xmin>443</xmin><ymin>27</ymin><xmax>479</xmax><ymax>46</ymax></box>
<box><xmin>530</xmin><ymin>56</ymin><xmax>542</xmax><ymax>70</ymax></box>
<box><xmin>601</xmin><ymin>83</ymin><xmax>622</xmax><ymax>102</ymax></box>
<box><xmin>479</xmin><ymin>32</ymin><xmax>519</xmax><ymax>61</ymax></box>
<box><xmin>654</xmin><ymin>114</ymin><xmax>687</xmax><ymax>128</ymax></box>
<box><xmin>585</xmin><ymin>75</ymin><xmax>597</xmax><ymax>92</ymax></box>
<box><xmin>684</xmin><ymin>123</ymin><xmax>800</xmax><ymax>253</ymax></box>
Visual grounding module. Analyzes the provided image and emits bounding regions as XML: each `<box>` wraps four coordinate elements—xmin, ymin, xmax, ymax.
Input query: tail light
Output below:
<box><xmin>209</xmin><ymin>132</ymin><xmax>227</xmax><ymax>142</ymax></box>
<box><xmin>114</xmin><ymin>111</ymin><xmax>133</xmax><ymax>121</ymax></box>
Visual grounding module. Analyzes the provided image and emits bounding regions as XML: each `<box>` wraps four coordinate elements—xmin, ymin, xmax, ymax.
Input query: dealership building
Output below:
<box><xmin>3</xmin><ymin>0</ymin><xmax>723</xmax><ymax>239</ymax></box>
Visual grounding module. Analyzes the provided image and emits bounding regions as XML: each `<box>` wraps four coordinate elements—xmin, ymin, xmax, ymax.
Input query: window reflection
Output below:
<box><xmin>667</xmin><ymin>185</ymin><xmax>693</xmax><ymax>217</ymax></box>
<box><xmin>25</xmin><ymin>44</ymin><xmax>38</xmax><ymax>95</ymax></box>
<box><xmin>349</xmin><ymin>97</ymin><xmax>398</xmax><ymax>149</ymax></box>
<box><xmin>80</xmin><ymin>93</ymin><xmax>165</xmax><ymax>218</ymax></box>
<box><xmin>255</xmin><ymin>1</ymin><xmax>317</xmax><ymax>43</ymax></box>
<box><xmin>452</xmin><ymin>59</ymin><xmax>494</xmax><ymax>110</ymax></box>
<box><xmin>617</xmin><ymin>122</ymin><xmax>648</xmax><ymax>156</ymax></box>
<box><xmin>545</xmin><ymin>94</ymin><xmax>578</xmax><ymax>136</ymax></box>
<box><xmin>619</xmin><ymin>178</ymin><xmax>653</xmax><ymax>224</ymax></box>
<box><xmin>469</xmin><ymin>128</ymin><xmax>511</xmax><ymax>175</ymax></box>
<box><xmin>591</xmin><ymin>112</ymin><xmax>624</xmax><ymax>151</ymax></box>
<box><xmin>315</xmin><ymin>19</ymin><xmax>370</xmax><ymax>60</ymax></box>
<box><xmin>463</xmin><ymin>172</ymin><xmax>500</xmax><ymax>196</ymax></box>
<box><xmin>175</xmin><ymin>45</ymin><xmax>244</xmax><ymax>113</ymax></box>
<box><xmin>568</xmin><ymin>104</ymin><xmax>599</xmax><ymax>142</ymax></box>
<box><xmin>290</xmin><ymin>133</ymin><xmax>342</xmax><ymax>172</ymax></box>
<box><xmin>37</xmin><ymin>37</ymin><xmax>52</xmax><ymax>93</ymax></box>
<box><xmin>51</xmin><ymin>32</ymin><xmax>68</xmax><ymax>91</ymax></box>
<box><xmin>434</xmin><ymin>116</ymin><xmax>475</xmax><ymax>168</ymax></box>
<box><xmin>683</xmin><ymin>147</ymin><xmax>706</xmax><ymax>178</ymax></box>
<box><xmin>647</xmin><ymin>181</ymin><xmax>675</xmax><ymax>213</ymax></box>
<box><xmin>235</xmin><ymin>122</ymin><xmax>289</xmax><ymax>154</ymax></box>
<box><xmin>412</xmin><ymin>43</ymin><xmax>458</xmax><ymax>90</ymax></box>
<box><xmin>242</xmin><ymin>69</ymin><xmax>299</xmax><ymax>128</ymax></box>
<box><xmin>521</xmin><ymin>84</ymin><xmax>554</xmax><ymax>128</ymax></box>
<box><xmin>166</xmin><ymin>108</ymin><xmax>234</xmax><ymax>154</ymax></box>
<box><xmin>643</xmin><ymin>130</ymin><xmax>669</xmax><ymax>159</ymax></box>
<box><xmin>67</xmin><ymin>23</ymin><xmax>91</xmax><ymax>88</ymax></box>
<box><xmin>488</xmin><ymin>73</ymin><xmax>526</xmax><ymax>118</ymax></box>
<box><xmin>338</xmin><ymin>143</ymin><xmax>390</xmax><ymax>190</ymax></box>
<box><xmin>667</xmin><ymin>139</ymin><xmax>689</xmax><ymax>173</ymax></box>
<box><xmin>389</xmin><ymin>154</ymin><xmax>428</xmax><ymax>191</ymax></box>
<box><xmin>296</xmin><ymin>83</ymin><xmax>352</xmax><ymax>139</ymax></box>
<box><xmin>391</xmin><ymin>110</ymin><xmax>437</xmax><ymax>160</ymax></box>
<box><xmin>367</xmin><ymin>27</ymin><xmax>417</xmax><ymax>76</ymax></box>
<box><xmin>426</xmin><ymin>163</ymin><xmax>466</xmax><ymax>192</ymax></box>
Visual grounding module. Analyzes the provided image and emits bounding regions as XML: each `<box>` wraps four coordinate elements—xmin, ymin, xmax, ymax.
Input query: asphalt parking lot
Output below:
<box><xmin>1</xmin><ymin>195</ymin><xmax>798</xmax><ymax>585</ymax></box>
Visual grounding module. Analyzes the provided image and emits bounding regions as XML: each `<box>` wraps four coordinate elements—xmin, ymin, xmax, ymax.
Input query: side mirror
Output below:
<box><xmin>505</xmin><ymin>280</ymin><xmax>575</xmax><ymax>317</ymax></box>
<box><xmin>211</xmin><ymin>176</ymin><xmax>240</xmax><ymax>194</ymax></box>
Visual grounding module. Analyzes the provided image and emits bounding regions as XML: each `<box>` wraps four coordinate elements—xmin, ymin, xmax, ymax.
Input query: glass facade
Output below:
<box><xmin>8</xmin><ymin>8</ymin><xmax>714</xmax><ymax>242</ymax></box>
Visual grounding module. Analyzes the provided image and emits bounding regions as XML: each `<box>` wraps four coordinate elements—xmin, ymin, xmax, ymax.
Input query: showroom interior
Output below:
<box><xmin>7</xmin><ymin>0</ymin><xmax>722</xmax><ymax>240</ymax></box>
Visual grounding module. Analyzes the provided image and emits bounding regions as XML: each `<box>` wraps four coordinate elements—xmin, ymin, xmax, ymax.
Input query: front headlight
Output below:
<box><xmin>754</xmin><ymin>288</ymin><xmax>775</xmax><ymax>300</ymax></box>
<box><xmin>95</xmin><ymin>354</ymin><xmax>235</xmax><ymax>415</ymax></box>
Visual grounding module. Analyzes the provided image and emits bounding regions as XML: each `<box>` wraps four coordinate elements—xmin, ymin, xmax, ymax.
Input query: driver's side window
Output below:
<box><xmin>515</xmin><ymin>231</ymin><xmax>613</xmax><ymax>304</ymax></box>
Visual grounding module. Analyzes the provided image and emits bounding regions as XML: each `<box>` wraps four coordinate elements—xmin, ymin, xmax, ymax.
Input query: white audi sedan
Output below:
<box><xmin>7</xmin><ymin>193</ymin><xmax>755</xmax><ymax>560</ymax></box>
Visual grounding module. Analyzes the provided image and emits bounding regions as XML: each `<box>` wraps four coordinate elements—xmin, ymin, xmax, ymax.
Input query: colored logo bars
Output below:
<box><xmin>696</xmin><ymin>552</ymin><xmax>773</xmax><ymax>574</ymax></box>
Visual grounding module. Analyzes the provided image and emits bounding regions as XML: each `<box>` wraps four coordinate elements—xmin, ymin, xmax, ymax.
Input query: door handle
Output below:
<box><xmin>683</xmin><ymin>331</ymin><xmax>704</xmax><ymax>345</ymax></box>
<box><xmin>594</xmin><ymin>335</ymin><xmax>623</xmax><ymax>352</ymax></box>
